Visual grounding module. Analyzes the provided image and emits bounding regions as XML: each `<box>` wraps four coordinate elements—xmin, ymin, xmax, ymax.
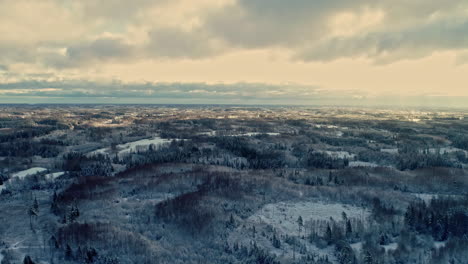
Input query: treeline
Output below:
<box><xmin>0</xmin><ymin>140</ymin><xmax>60</xmax><ymax>157</ymax></box>
<box><xmin>0</xmin><ymin>126</ymin><xmax>54</xmax><ymax>143</ymax></box>
<box><xmin>63</xmin><ymin>152</ymin><xmax>113</xmax><ymax>177</ymax></box>
<box><xmin>405</xmin><ymin>197</ymin><xmax>468</xmax><ymax>241</ymax></box>
<box><xmin>396</xmin><ymin>152</ymin><xmax>461</xmax><ymax>170</ymax></box>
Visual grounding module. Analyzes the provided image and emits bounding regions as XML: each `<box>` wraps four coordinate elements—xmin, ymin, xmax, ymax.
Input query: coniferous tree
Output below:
<box><xmin>23</xmin><ymin>256</ymin><xmax>35</xmax><ymax>264</ymax></box>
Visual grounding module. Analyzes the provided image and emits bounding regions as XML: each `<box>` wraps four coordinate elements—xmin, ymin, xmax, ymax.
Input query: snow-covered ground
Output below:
<box><xmin>423</xmin><ymin>147</ymin><xmax>468</xmax><ymax>155</ymax></box>
<box><xmin>382</xmin><ymin>243</ymin><xmax>398</xmax><ymax>252</ymax></box>
<box><xmin>434</xmin><ymin>241</ymin><xmax>447</xmax><ymax>249</ymax></box>
<box><xmin>321</xmin><ymin>151</ymin><xmax>355</xmax><ymax>160</ymax></box>
<box><xmin>247</xmin><ymin>201</ymin><xmax>370</xmax><ymax>235</ymax></box>
<box><xmin>229</xmin><ymin>200</ymin><xmax>369</xmax><ymax>262</ymax></box>
<box><xmin>88</xmin><ymin>137</ymin><xmax>178</xmax><ymax>157</ymax></box>
<box><xmin>0</xmin><ymin>168</ymin><xmax>65</xmax><ymax>194</ymax></box>
<box><xmin>198</xmin><ymin>131</ymin><xmax>280</xmax><ymax>137</ymax></box>
<box><xmin>348</xmin><ymin>161</ymin><xmax>379</xmax><ymax>168</ymax></box>
<box><xmin>45</xmin><ymin>171</ymin><xmax>65</xmax><ymax>180</ymax></box>
<box><xmin>240</xmin><ymin>132</ymin><xmax>280</xmax><ymax>137</ymax></box>
<box><xmin>381</xmin><ymin>148</ymin><xmax>398</xmax><ymax>154</ymax></box>
<box><xmin>11</xmin><ymin>167</ymin><xmax>47</xmax><ymax>179</ymax></box>
<box><xmin>412</xmin><ymin>193</ymin><xmax>463</xmax><ymax>203</ymax></box>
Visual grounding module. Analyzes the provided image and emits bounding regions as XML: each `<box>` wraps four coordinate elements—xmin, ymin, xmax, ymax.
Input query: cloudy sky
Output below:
<box><xmin>1</xmin><ymin>0</ymin><xmax>468</xmax><ymax>106</ymax></box>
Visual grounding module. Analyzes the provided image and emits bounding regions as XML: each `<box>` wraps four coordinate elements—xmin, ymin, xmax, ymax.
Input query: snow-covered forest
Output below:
<box><xmin>1</xmin><ymin>105</ymin><xmax>468</xmax><ymax>264</ymax></box>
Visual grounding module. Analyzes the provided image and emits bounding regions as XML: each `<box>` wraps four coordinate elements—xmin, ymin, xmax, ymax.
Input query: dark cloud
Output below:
<box><xmin>296</xmin><ymin>18</ymin><xmax>468</xmax><ymax>63</ymax></box>
<box><xmin>202</xmin><ymin>0</ymin><xmax>468</xmax><ymax>61</ymax></box>
<box><xmin>1</xmin><ymin>0</ymin><xmax>468</xmax><ymax>69</ymax></box>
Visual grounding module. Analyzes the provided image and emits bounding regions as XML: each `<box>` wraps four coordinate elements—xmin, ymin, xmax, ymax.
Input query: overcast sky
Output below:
<box><xmin>1</xmin><ymin>0</ymin><xmax>468</xmax><ymax>106</ymax></box>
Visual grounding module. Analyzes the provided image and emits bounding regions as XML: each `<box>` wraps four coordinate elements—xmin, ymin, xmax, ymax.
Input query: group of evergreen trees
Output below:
<box><xmin>404</xmin><ymin>197</ymin><xmax>468</xmax><ymax>241</ymax></box>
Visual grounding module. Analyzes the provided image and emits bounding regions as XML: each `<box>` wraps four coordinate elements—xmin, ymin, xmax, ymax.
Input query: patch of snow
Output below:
<box><xmin>348</xmin><ymin>161</ymin><xmax>379</xmax><ymax>168</ymax></box>
<box><xmin>381</xmin><ymin>148</ymin><xmax>398</xmax><ymax>154</ymax></box>
<box><xmin>413</xmin><ymin>193</ymin><xmax>438</xmax><ymax>203</ymax></box>
<box><xmin>434</xmin><ymin>241</ymin><xmax>447</xmax><ymax>249</ymax></box>
<box><xmin>382</xmin><ymin>243</ymin><xmax>398</xmax><ymax>252</ymax></box>
<box><xmin>11</xmin><ymin>167</ymin><xmax>47</xmax><ymax>179</ymax></box>
<box><xmin>321</xmin><ymin>151</ymin><xmax>355</xmax><ymax>159</ymax></box>
<box><xmin>351</xmin><ymin>242</ymin><xmax>363</xmax><ymax>253</ymax></box>
<box><xmin>197</xmin><ymin>131</ymin><xmax>216</xmax><ymax>136</ymax></box>
<box><xmin>242</xmin><ymin>132</ymin><xmax>280</xmax><ymax>137</ymax></box>
<box><xmin>45</xmin><ymin>172</ymin><xmax>65</xmax><ymax>180</ymax></box>
<box><xmin>88</xmin><ymin>137</ymin><xmax>179</xmax><ymax>157</ymax></box>
<box><xmin>228</xmin><ymin>200</ymin><xmax>369</xmax><ymax>263</ymax></box>
<box><xmin>412</xmin><ymin>193</ymin><xmax>463</xmax><ymax>203</ymax></box>
<box><xmin>248</xmin><ymin>201</ymin><xmax>370</xmax><ymax>236</ymax></box>
<box><xmin>117</xmin><ymin>137</ymin><xmax>176</xmax><ymax>155</ymax></box>
<box><xmin>422</xmin><ymin>147</ymin><xmax>468</xmax><ymax>155</ymax></box>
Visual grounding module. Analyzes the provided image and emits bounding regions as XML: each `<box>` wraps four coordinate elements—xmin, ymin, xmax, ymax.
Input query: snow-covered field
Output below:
<box><xmin>11</xmin><ymin>167</ymin><xmax>47</xmax><ymax>179</ymax></box>
<box><xmin>412</xmin><ymin>193</ymin><xmax>463</xmax><ymax>203</ymax></box>
<box><xmin>348</xmin><ymin>161</ymin><xmax>379</xmax><ymax>168</ymax></box>
<box><xmin>197</xmin><ymin>131</ymin><xmax>280</xmax><ymax>137</ymax></box>
<box><xmin>229</xmin><ymin>200</ymin><xmax>370</xmax><ymax>262</ymax></box>
<box><xmin>248</xmin><ymin>201</ymin><xmax>370</xmax><ymax>235</ymax></box>
<box><xmin>240</xmin><ymin>132</ymin><xmax>280</xmax><ymax>137</ymax></box>
<box><xmin>45</xmin><ymin>171</ymin><xmax>65</xmax><ymax>180</ymax></box>
<box><xmin>88</xmin><ymin>137</ymin><xmax>177</xmax><ymax>157</ymax></box>
<box><xmin>424</xmin><ymin>147</ymin><xmax>467</xmax><ymax>155</ymax></box>
<box><xmin>322</xmin><ymin>150</ymin><xmax>355</xmax><ymax>159</ymax></box>
<box><xmin>381</xmin><ymin>148</ymin><xmax>398</xmax><ymax>154</ymax></box>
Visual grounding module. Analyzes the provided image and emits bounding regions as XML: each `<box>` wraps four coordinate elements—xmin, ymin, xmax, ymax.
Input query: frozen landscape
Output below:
<box><xmin>0</xmin><ymin>105</ymin><xmax>468</xmax><ymax>264</ymax></box>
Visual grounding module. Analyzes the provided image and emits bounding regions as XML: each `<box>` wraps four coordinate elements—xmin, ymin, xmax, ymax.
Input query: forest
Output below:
<box><xmin>0</xmin><ymin>105</ymin><xmax>467</xmax><ymax>264</ymax></box>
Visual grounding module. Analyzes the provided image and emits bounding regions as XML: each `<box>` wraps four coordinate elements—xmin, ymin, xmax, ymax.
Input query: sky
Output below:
<box><xmin>1</xmin><ymin>0</ymin><xmax>468</xmax><ymax>106</ymax></box>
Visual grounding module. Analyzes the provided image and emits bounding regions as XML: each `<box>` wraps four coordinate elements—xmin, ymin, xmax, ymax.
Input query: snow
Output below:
<box><xmin>350</xmin><ymin>242</ymin><xmax>363</xmax><ymax>253</ymax></box>
<box><xmin>11</xmin><ymin>167</ymin><xmax>47</xmax><ymax>179</ymax></box>
<box><xmin>382</xmin><ymin>243</ymin><xmax>398</xmax><ymax>252</ymax></box>
<box><xmin>117</xmin><ymin>137</ymin><xmax>174</xmax><ymax>155</ymax></box>
<box><xmin>88</xmin><ymin>137</ymin><xmax>178</xmax><ymax>157</ymax></box>
<box><xmin>197</xmin><ymin>131</ymin><xmax>216</xmax><ymax>136</ymax></box>
<box><xmin>45</xmin><ymin>172</ymin><xmax>65</xmax><ymax>180</ymax></box>
<box><xmin>322</xmin><ymin>151</ymin><xmax>355</xmax><ymax>159</ymax></box>
<box><xmin>413</xmin><ymin>193</ymin><xmax>438</xmax><ymax>203</ymax></box>
<box><xmin>229</xmin><ymin>200</ymin><xmax>369</xmax><ymax>263</ymax></box>
<box><xmin>381</xmin><ymin>148</ymin><xmax>398</xmax><ymax>154</ymax></box>
<box><xmin>241</xmin><ymin>132</ymin><xmax>280</xmax><ymax>137</ymax></box>
<box><xmin>424</xmin><ymin>147</ymin><xmax>468</xmax><ymax>155</ymax></box>
<box><xmin>197</xmin><ymin>131</ymin><xmax>280</xmax><ymax>137</ymax></box>
<box><xmin>412</xmin><ymin>193</ymin><xmax>463</xmax><ymax>203</ymax></box>
<box><xmin>247</xmin><ymin>200</ymin><xmax>370</xmax><ymax>236</ymax></box>
<box><xmin>1</xmin><ymin>167</ymin><xmax>52</xmax><ymax>193</ymax></box>
<box><xmin>434</xmin><ymin>241</ymin><xmax>447</xmax><ymax>249</ymax></box>
<box><xmin>348</xmin><ymin>161</ymin><xmax>379</xmax><ymax>168</ymax></box>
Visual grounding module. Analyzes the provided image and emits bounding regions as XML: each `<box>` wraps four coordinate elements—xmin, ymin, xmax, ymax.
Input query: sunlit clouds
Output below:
<box><xmin>1</xmin><ymin>0</ymin><xmax>468</xmax><ymax>104</ymax></box>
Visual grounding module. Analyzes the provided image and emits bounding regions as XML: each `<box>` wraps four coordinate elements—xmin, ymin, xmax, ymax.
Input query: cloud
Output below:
<box><xmin>1</xmin><ymin>0</ymin><xmax>468</xmax><ymax>68</ymax></box>
<box><xmin>43</xmin><ymin>37</ymin><xmax>136</xmax><ymax>68</ymax></box>
<box><xmin>146</xmin><ymin>28</ymin><xmax>225</xmax><ymax>59</ymax></box>
<box><xmin>1</xmin><ymin>80</ymin><xmax>468</xmax><ymax>108</ymax></box>
<box><xmin>296</xmin><ymin>18</ymin><xmax>468</xmax><ymax>63</ymax></box>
